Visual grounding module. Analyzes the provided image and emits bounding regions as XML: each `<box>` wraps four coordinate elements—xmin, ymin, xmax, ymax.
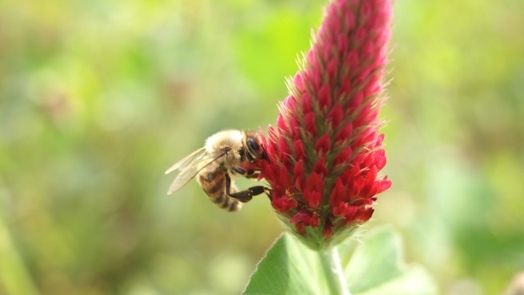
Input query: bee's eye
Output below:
<box><xmin>247</xmin><ymin>138</ymin><xmax>260</xmax><ymax>152</ymax></box>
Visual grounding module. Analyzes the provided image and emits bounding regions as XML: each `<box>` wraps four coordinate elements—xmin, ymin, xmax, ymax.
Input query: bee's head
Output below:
<box><xmin>242</xmin><ymin>130</ymin><xmax>268</xmax><ymax>162</ymax></box>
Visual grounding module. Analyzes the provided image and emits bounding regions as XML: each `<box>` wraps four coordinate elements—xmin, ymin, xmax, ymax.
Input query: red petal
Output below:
<box><xmin>318</xmin><ymin>84</ymin><xmax>332</xmax><ymax>111</ymax></box>
<box><xmin>374</xmin><ymin>177</ymin><xmax>392</xmax><ymax>195</ymax></box>
<box><xmin>305</xmin><ymin>112</ymin><xmax>317</xmax><ymax>136</ymax></box>
<box><xmin>344</xmin><ymin>50</ymin><xmax>359</xmax><ymax>75</ymax></box>
<box><xmin>326</xmin><ymin>4</ymin><xmax>340</xmax><ymax>35</ymax></box>
<box><xmin>337</xmin><ymin>77</ymin><xmax>351</xmax><ymax>101</ymax></box>
<box><xmin>336</xmin><ymin>122</ymin><xmax>353</xmax><ymax>143</ymax></box>
<box><xmin>365</xmin><ymin>80</ymin><xmax>381</xmax><ymax>99</ymax></box>
<box><xmin>337</xmin><ymin>33</ymin><xmax>348</xmax><ymax>59</ymax></box>
<box><xmin>373</xmin><ymin>149</ymin><xmax>387</xmax><ymax>170</ymax></box>
<box><xmin>357</xmin><ymin>207</ymin><xmax>374</xmax><ymax>222</ymax></box>
<box><xmin>282</xmin><ymin>94</ymin><xmax>297</xmax><ymax>110</ymax></box>
<box><xmin>366</xmin><ymin>166</ymin><xmax>378</xmax><ymax>186</ymax></box>
<box><xmin>272</xmin><ymin>195</ymin><xmax>298</xmax><ymax>214</ymax></box>
<box><xmin>315</xmin><ymin>133</ymin><xmax>331</xmax><ymax>155</ymax></box>
<box><xmin>304</xmin><ymin>172</ymin><xmax>324</xmax><ymax>209</ymax></box>
<box><xmin>301</xmin><ymin>92</ymin><xmax>312</xmax><ymax>113</ymax></box>
<box><xmin>293</xmin><ymin>160</ymin><xmax>305</xmax><ymax>191</ymax></box>
<box><xmin>329</xmin><ymin>177</ymin><xmax>347</xmax><ymax>207</ymax></box>
<box><xmin>332</xmin><ymin>202</ymin><xmax>358</xmax><ymax>221</ymax></box>
<box><xmin>354</xmin><ymin>27</ymin><xmax>366</xmax><ymax>47</ymax></box>
<box><xmin>306</xmin><ymin>172</ymin><xmax>324</xmax><ymax>193</ymax></box>
<box><xmin>293</xmin><ymin>159</ymin><xmax>305</xmax><ymax>176</ymax></box>
<box><xmin>295</xmin><ymin>175</ymin><xmax>305</xmax><ymax>192</ymax></box>
<box><xmin>294</xmin><ymin>72</ymin><xmax>304</xmax><ymax>92</ymax></box>
<box><xmin>291</xmin><ymin>210</ymin><xmax>320</xmax><ymax>229</ymax></box>
<box><xmin>303</xmin><ymin>213</ymin><xmax>320</xmax><ymax>227</ymax></box>
<box><xmin>289</xmin><ymin>116</ymin><xmax>301</xmax><ymax>140</ymax></box>
<box><xmin>290</xmin><ymin>210</ymin><xmax>309</xmax><ymax>225</ymax></box>
<box><xmin>294</xmin><ymin>140</ymin><xmax>306</xmax><ymax>161</ymax></box>
<box><xmin>327</xmin><ymin>104</ymin><xmax>343</xmax><ymax>128</ymax></box>
<box><xmin>306</xmin><ymin>49</ymin><xmax>318</xmax><ymax>70</ymax></box>
<box><xmin>276</xmin><ymin>115</ymin><xmax>288</xmax><ymax>133</ymax></box>
<box><xmin>349</xmin><ymin>91</ymin><xmax>364</xmax><ymax>114</ymax></box>
<box><xmin>277</xmin><ymin>138</ymin><xmax>291</xmax><ymax>164</ymax></box>
<box><xmin>304</xmin><ymin>191</ymin><xmax>321</xmax><ymax>209</ymax></box>
<box><xmin>313</xmin><ymin>157</ymin><xmax>328</xmax><ymax>178</ymax></box>
<box><xmin>326</xmin><ymin>58</ymin><xmax>338</xmax><ymax>85</ymax></box>
<box><xmin>279</xmin><ymin>166</ymin><xmax>293</xmax><ymax>188</ymax></box>
<box><xmin>333</xmin><ymin>146</ymin><xmax>353</xmax><ymax>167</ymax></box>
<box><xmin>351</xmin><ymin>153</ymin><xmax>366</xmax><ymax>167</ymax></box>
<box><xmin>349</xmin><ymin>176</ymin><xmax>365</xmax><ymax>199</ymax></box>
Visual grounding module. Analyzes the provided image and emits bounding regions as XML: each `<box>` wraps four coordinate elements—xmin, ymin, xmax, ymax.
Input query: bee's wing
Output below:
<box><xmin>166</xmin><ymin>150</ymin><xmax>226</xmax><ymax>195</ymax></box>
<box><xmin>165</xmin><ymin>147</ymin><xmax>206</xmax><ymax>175</ymax></box>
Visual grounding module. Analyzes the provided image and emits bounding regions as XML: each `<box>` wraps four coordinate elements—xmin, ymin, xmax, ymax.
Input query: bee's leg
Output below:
<box><xmin>232</xmin><ymin>167</ymin><xmax>260</xmax><ymax>179</ymax></box>
<box><xmin>225</xmin><ymin>173</ymin><xmax>267</xmax><ymax>203</ymax></box>
<box><xmin>244</xmin><ymin>169</ymin><xmax>260</xmax><ymax>179</ymax></box>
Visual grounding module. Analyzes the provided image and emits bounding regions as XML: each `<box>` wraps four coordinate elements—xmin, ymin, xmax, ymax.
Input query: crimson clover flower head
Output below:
<box><xmin>258</xmin><ymin>0</ymin><xmax>392</xmax><ymax>250</ymax></box>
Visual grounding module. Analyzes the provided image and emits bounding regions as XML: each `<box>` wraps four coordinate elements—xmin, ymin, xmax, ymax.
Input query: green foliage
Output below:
<box><xmin>244</xmin><ymin>233</ymin><xmax>328</xmax><ymax>295</ymax></box>
<box><xmin>245</xmin><ymin>228</ymin><xmax>437</xmax><ymax>295</ymax></box>
<box><xmin>345</xmin><ymin>228</ymin><xmax>437</xmax><ymax>295</ymax></box>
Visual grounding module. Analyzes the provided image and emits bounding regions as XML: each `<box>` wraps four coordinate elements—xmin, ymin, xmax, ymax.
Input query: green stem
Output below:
<box><xmin>319</xmin><ymin>247</ymin><xmax>351</xmax><ymax>295</ymax></box>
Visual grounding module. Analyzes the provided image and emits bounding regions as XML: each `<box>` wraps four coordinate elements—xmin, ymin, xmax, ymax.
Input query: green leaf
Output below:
<box><xmin>355</xmin><ymin>266</ymin><xmax>437</xmax><ymax>295</ymax></box>
<box><xmin>244</xmin><ymin>233</ymin><xmax>328</xmax><ymax>295</ymax></box>
<box><xmin>345</xmin><ymin>227</ymin><xmax>438</xmax><ymax>295</ymax></box>
<box><xmin>244</xmin><ymin>227</ymin><xmax>437</xmax><ymax>295</ymax></box>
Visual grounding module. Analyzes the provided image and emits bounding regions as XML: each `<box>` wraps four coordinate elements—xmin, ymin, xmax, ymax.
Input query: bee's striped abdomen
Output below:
<box><xmin>198</xmin><ymin>167</ymin><xmax>241</xmax><ymax>212</ymax></box>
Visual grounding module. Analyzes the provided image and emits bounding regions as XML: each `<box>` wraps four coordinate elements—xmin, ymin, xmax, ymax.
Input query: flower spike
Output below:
<box><xmin>258</xmin><ymin>0</ymin><xmax>393</xmax><ymax>250</ymax></box>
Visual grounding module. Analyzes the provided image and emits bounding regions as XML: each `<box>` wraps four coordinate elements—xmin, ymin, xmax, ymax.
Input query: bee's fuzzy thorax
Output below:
<box><xmin>205</xmin><ymin>130</ymin><xmax>243</xmax><ymax>166</ymax></box>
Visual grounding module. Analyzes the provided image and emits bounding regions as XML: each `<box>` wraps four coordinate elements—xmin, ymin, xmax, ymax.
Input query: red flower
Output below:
<box><xmin>258</xmin><ymin>0</ymin><xmax>393</xmax><ymax>249</ymax></box>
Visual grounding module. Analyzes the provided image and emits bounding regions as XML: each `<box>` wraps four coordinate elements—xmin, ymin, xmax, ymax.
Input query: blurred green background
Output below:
<box><xmin>1</xmin><ymin>0</ymin><xmax>523</xmax><ymax>294</ymax></box>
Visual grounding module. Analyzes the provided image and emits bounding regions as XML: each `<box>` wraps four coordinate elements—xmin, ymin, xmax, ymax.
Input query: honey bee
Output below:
<box><xmin>165</xmin><ymin>130</ymin><xmax>269</xmax><ymax>211</ymax></box>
